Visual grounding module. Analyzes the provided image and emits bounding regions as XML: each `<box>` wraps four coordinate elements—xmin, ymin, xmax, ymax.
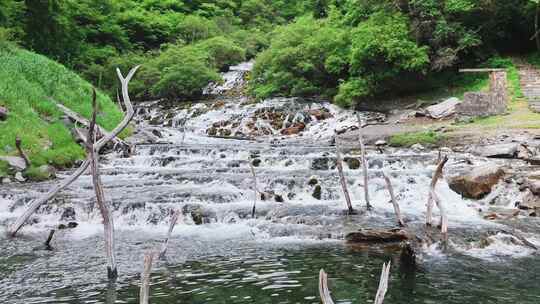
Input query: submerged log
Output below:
<box><xmin>346</xmin><ymin>228</ymin><xmax>410</xmax><ymax>244</ymax></box>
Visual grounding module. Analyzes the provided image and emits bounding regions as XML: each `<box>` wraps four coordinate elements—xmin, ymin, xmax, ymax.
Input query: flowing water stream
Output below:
<box><xmin>1</xmin><ymin>63</ymin><xmax>540</xmax><ymax>303</ymax></box>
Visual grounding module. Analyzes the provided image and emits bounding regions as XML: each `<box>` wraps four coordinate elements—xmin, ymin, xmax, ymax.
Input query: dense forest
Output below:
<box><xmin>0</xmin><ymin>0</ymin><xmax>537</xmax><ymax>108</ymax></box>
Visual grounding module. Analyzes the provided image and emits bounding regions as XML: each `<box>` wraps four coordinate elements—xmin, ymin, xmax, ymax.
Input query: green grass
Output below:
<box><xmin>0</xmin><ymin>160</ymin><xmax>8</xmax><ymax>178</ymax></box>
<box><xmin>388</xmin><ymin>130</ymin><xmax>445</xmax><ymax>147</ymax></box>
<box><xmin>0</xmin><ymin>44</ymin><xmax>125</xmax><ymax>170</ymax></box>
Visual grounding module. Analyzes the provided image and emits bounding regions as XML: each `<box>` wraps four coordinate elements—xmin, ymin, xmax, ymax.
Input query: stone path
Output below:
<box><xmin>518</xmin><ymin>65</ymin><xmax>540</xmax><ymax>113</ymax></box>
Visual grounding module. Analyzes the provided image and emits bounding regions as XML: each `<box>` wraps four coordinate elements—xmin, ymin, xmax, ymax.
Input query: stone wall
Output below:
<box><xmin>456</xmin><ymin>70</ymin><xmax>508</xmax><ymax>117</ymax></box>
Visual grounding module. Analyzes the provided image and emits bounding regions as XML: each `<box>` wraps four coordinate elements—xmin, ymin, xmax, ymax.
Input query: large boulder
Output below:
<box><xmin>448</xmin><ymin>164</ymin><xmax>505</xmax><ymax>199</ymax></box>
<box><xmin>425</xmin><ymin>97</ymin><xmax>461</xmax><ymax>119</ymax></box>
<box><xmin>0</xmin><ymin>156</ymin><xmax>27</xmax><ymax>171</ymax></box>
<box><xmin>477</xmin><ymin>143</ymin><xmax>519</xmax><ymax>158</ymax></box>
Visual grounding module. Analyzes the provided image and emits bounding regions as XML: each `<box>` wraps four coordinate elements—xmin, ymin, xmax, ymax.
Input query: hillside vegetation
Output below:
<box><xmin>0</xmin><ymin>44</ymin><xmax>123</xmax><ymax>178</ymax></box>
<box><xmin>1</xmin><ymin>1</ymin><xmax>537</xmax><ymax>108</ymax></box>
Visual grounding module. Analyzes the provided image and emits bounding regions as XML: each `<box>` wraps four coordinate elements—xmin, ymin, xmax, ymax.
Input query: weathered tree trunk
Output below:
<box><xmin>8</xmin><ymin>66</ymin><xmax>139</xmax><ymax>237</ymax></box>
<box><xmin>140</xmin><ymin>252</ymin><xmax>155</xmax><ymax>304</ymax></box>
<box><xmin>87</xmin><ymin>88</ymin><xmax>117</xmax><ymax>280</ymax></box>
<box><xmin>159</xmin><ymin>210</ymin><xmax>180</xmax><ymax>259</ymax></box>
<box><xmin>426</xmin><ymin>155</ymin><xmax>448</xmax><ymax>226</ymax></box>
<box><xmin>335</xmin><ymin>139</ymin><xmax>354</xmax><ymax>215</ymax></box>
<box><xmin>356</xmin><ymin>113</ymin><xmax>372</xmax><ymax>210</ymax></box>
<box><xmin>382</xmin><ymin>172</ymin><xmax>406</xmax><ymax>227</ymax></box>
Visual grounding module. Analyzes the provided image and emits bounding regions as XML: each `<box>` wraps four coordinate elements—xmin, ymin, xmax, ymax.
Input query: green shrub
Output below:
<box><xmin>197</xmin><ymin>36</ymin><xmax>246</xmax><ymax>70</ymax></box>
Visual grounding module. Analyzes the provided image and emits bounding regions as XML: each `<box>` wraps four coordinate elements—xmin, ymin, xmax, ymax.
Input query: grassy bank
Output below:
<box><xmin>0</xmin><ymin>44</ymin><xmax>124</xmax><ymax>178</ymax></box>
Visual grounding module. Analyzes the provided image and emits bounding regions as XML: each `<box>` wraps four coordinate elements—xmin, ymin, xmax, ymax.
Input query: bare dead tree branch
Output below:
<box><xmin>15</xmin><ymin>136</ymin><xmax>31</xmax><ymax>168</ymax></box>
<box><xmin>249</xmin><ymin>159</ymin><xmax>258</xmax><ymax>218</ymax></box>
<box><xmin>318</xmin><ymin>269</ymin><xmax>335</xmax><ymax>304</ymax></box>
<box><xmin>382</xmin><ymin>172</ymin><xmax>406</xmax><ymax>227</ymax></box>
<box><xmin>159</xmin><ymin>210</ymin><xmax>180</xmax><ymax>260</ymax></box>
<box><xmin>335</xmin><ymin>138</ymin><xmax>354</xmax><ymax>215</ymax></box>
<box><xmin>8</xmin><ymin>66</ymin><xmax>139</xmax><ymax>237</ymax></box>
<box><xmin>374</xmin><ymin>262</ymin><xmax>391</xmax><ymax>304</ymax></box>
<box><xmin>356</xmin><ymin>113</ymin><xmax>371</xmax><ymax>210</ymax></box>
<box><xmin>140</xmin><ymin>251</ymin><xmax>156</xmax><ymax>304</ymax></box>
<box><xmin>426</xmin><ymin>155</ymin><xmax>448</xmax><ymax>226</ymax></box>
<box><xmin>87</xmin><ymin>88</ymin><xmax>118</xmax><ymax>280</ymax></box>
<box><xmin>44</xmin><ymin>229</ymin><xmax>55</xmax><ymax>250</ymax></box>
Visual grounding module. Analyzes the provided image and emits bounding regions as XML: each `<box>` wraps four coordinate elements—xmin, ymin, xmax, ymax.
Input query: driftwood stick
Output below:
<box><xmin>8</xmin><ymin>66</ymin><xmax>139</xmax><ymax>237</ymax></box>
<box><xmin>159</xmin><ymin>210</ymin><xmax>180</xmax><ymax>259</ymax></box>
<box><xmin>15</xmin><ymin>136</ymin><xmax>31</xmax><ymax>168</ymax></box>
<box><xmin>335</xmin><ymin>138</ymin><xmax>354</xmax><ymax>215</ymax></box>
<box><xmin>356</xmin><ymin>113</ymin><xmax>371</xmax><ymax>210</ymax></box>
<box><xmin>426</xmin><ymin>155</ymin><xmax>448</xmax><ymax>226</ymax></box>
<box><xmin>249</xmin><ymin>160</ymin><xmax>257</xmax><ymax>218</ymax></box>
<box><xmin>140</xmin><ymin>251</ymin><xmax>156</xmax><ymax>304</ymax></box>
<box><xmin>374</xmin><ymin>262</ymin><xmax>391</xmax><ymax>304</ymax></box>
<box><xmin>430</xmin><ymin>190</ymin><xmax>448</xmax><ymax>236</ymax></box>
<box><xmin>382</xmin><ymin>172</ymin><xmax>406</xmax><ymax>227</ymax></box>
<box><xmin>87</xmin><ymin>88</ymin><xmax>117</xmax><ymax>280</ymax></box>
<box><xmin>45</xmin><ymin>229</ymin><xmax>55</xmax><ymax>250</ymax></box>
<box><xmin>318</xmin><ymin>269</ymin><xmax>335</xmax><ymax>304</ymax></box>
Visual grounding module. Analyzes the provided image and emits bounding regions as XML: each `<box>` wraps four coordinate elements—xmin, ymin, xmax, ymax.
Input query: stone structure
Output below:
<box><xmin>455</xmin><ymin>69</ymin><xmax>508</xmax><ymax>117</ymax></box>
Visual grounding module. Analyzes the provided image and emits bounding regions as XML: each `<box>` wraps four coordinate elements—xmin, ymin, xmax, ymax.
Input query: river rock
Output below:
<box><xmin>2</xmin><ymin>177</ymin><xmax>11</xmax><ymax>184</ymax></box>
<box><xmin>0</xmin><ymin>106</ymin><xmax>8</xmax><ymax>121</ymax></box>
<box><xmin>0</xmin><ymin>156</ymin><xmax>27</xmax><ymax>171</ymax></box>
<box><xmin>346</xmin><ymin>228</ymin><xmax>410</xmax><ymax>243</ymax></box>
<box><xmin>519</xmin><ymin>189</ymin><xmax>540</xmax><ymax>209</ymax></box>
<box><xmin>527</xmin><ymin>156</ymin><xmax>540</xmax><ymax>165</ymax></box>
<box><xmin>14</xmin><ymin>172</ymin><xmax>26</xmax><ymax>182</ymax></box>
<box><xmin>60</xmin><ymin>206</ymin><xmax>76</xmax><ymax>221</ymax></box>
<box><xmin>125</xmin><ymin>129</ymin><xmax>160</xmax><ymax>145</ymax></box>
<box><xmin>281</xmin><ymin>122</ymin><xmax>305</xmax><ymax>135</ymax></box>
<box><xmin>375</xmin><ymin>140</ymin><xmax>387</xmax><ymax>146</ymax></box>
<box><xmin>411</xmin><ymin>144</ymin><xmax>425</xmax><ymax>152</ymax></box>
<box><xmin>425</xmin><ymin>97</ymin><xmax>461</xmax><ymax>119</ymax></box>
<box><xmin>311</xmin><ymin>157</ymin><xmax>335</xmax><ymax>171</ymax></box>
<box><xmin>345</xmin><ymin>157</ymin><xmax>361</xmax><ymax>170</ymax></box>
<box><xmin>448</xmin><ymin>164</ymin><xmax>505</xmax><ymax>199</ymax></box>
<box><xmin>312</xmin><ymin>185</ymin><xmax>322</xmax><ymax>200</ymax></box>
<box><xmin>36</xmin><ymin>165</ymin><xmax>56</xmax><ymax>180</ymax></box>
<box><xmin>477</xmin><ymin>143</ymin><xmax>519</xmax><ymax>158</ymax></box>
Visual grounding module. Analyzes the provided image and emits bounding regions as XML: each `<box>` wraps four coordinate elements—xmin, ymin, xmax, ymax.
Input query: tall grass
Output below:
<box><xmin>0</xmin><ymin>44</ymin><xmax>124</xmax><ymax>172</ymax></box>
